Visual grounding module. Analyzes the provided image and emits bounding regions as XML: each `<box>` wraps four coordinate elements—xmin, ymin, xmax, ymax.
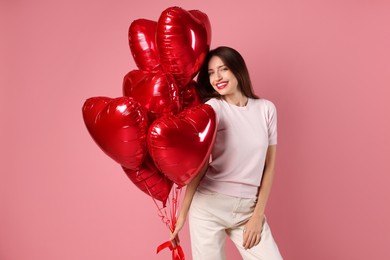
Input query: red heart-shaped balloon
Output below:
<box><xmin>82</xmin><ymin>96</ymin><xmax>148</xmax><ymax>170</ymax></box>
<box><xmin>122</xmin><ymin>154</ymin><xmax>173</xmax><ymax>205</ymax></box>
<box><xmin>122</xmin><ymin>69</ymin><xmax>147</xmax><ymax>88</ymax></box>
<box><xmin>123</xmin><ymin>69</ymin><xmax>181</xmax><ymax>122</ymax></box>
<box><xmin>180</xmin><ymin>81</ymin><xmax>201</xmax><ymax>110</ymax></box>
<box><xmin>156</xmin><ymin>7</ymin><xmax>210</xmax><ymax>87</ymax></box>
<box><xmin>148</xmin><ymin>104</ymin><xmax>216</xmax><ymax>186</ymax></box>
<box><xmin>189</xmin><ymin>10</ymin><xmax>212</xmax><ymax>46</ymax></box>
<box><xmin>128</xmin><ymin>19</ymin><xmax>161</xmax><ymax>72</ymax></box>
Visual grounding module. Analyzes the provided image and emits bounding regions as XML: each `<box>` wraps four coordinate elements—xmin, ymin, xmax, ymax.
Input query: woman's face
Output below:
<box><xmin>208</xmin><ymin>56</ymin><xmax>239</xmax><ymax>97</ymax></box>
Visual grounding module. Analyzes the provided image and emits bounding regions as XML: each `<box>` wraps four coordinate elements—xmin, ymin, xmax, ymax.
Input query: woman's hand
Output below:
<box><xmin>169</xmin><ymin>162</ymin><xmax>209</xmax><ymax>248</ymax></box>
<box><xmin>170</xmin><ymin>214</ymin><xmax>186</xmax><ymax>248</ymax></box>
<box><xmin>242</xmin><ymin>214</ymin><xmax>265</xmax><ymax>250</ymax></box>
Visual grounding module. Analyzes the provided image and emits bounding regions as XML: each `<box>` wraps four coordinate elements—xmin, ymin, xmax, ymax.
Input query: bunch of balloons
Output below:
<box><xmin>82</xmin><ymin>6</ymin><xmax>216</xmax><ymax>259</ymax></box>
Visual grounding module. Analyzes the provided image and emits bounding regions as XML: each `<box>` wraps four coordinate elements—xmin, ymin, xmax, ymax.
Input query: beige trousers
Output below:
<box><xmin>189</xmin><ymin>189</ymin><xmax>283</xmax><ymax>260</ymax></box>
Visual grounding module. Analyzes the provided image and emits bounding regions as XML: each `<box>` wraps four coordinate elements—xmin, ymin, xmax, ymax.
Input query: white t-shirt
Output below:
<box><xmin>198</xmin><ymin>97</ymin><xmax>277</xmax><ymax>199</ymax></box>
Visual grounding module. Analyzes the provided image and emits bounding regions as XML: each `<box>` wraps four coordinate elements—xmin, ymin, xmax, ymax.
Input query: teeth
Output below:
<box><xmin>216</xmin><ymin>82</ymin><xmax>227</xmax><ymax>88</ymax></box>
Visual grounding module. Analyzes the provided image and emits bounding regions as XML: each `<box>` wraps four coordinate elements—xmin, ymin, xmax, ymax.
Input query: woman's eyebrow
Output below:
<box><xmin>208</xmin><ymin>65</ymin><xmax>226</xmax><ymax>71</ymax></box>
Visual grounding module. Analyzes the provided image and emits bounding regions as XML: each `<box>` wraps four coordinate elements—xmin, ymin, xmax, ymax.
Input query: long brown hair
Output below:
<box><xmin>197</xmin><ymin>46</ymin><xmax>259</xmax><ymax>102</ymax></box>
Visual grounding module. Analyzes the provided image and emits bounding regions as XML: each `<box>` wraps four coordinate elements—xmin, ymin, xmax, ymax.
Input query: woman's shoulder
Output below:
<box><xmin>252</xmin><ymin>98</ymin><xmax>276</xmax><ymax>109</ymax></box>
<box><xmin>205</xmin><ymin>97</ymin><xmax>223</xmax><ymax>109</ymax></box>
<box><xmin>205</xmin><ymin>97</ymin><xmax>222</xmax><ymax>104</ymax></box>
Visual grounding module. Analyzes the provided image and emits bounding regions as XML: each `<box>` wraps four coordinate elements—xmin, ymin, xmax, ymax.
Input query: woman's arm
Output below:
<box><xmin>243</xmin><ymin>145</ymin><xmax>277</xmax><ymax>249</ymax></box>
<box><xmin>170</xmin><ymin>161</ymin><xmax>209</xmax><ymax>246</ymax></box>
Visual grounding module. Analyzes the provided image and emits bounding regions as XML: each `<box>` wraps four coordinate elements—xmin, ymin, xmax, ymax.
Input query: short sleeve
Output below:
<box><xmin>266</xmin><ymin>100</ymin><xmax>277</xmax><ymax>145</ymax></box>
<box><xmin>205</xmin><ymin>98</ymin><xmax>220</xmax><ymax>124</ymax></box>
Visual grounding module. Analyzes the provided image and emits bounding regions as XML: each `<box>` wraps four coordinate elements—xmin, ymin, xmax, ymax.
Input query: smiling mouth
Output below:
<box><xmin>216</xmin><ymin>81</ymin><xmax>228</xmax><ymax>89</ymax></box>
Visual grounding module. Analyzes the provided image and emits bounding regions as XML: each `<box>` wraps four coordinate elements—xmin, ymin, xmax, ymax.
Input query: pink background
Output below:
<box><xmin>1</xmin><ymin>0</ymin><xmax>390</xmax><ymax>259</ymax></box>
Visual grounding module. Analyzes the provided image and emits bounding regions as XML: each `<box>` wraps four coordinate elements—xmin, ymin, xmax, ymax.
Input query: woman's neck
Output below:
<box><xmin>223</xmin><ymin>93</ymin><xmax>248</xmax><ymax>107</ymax></box>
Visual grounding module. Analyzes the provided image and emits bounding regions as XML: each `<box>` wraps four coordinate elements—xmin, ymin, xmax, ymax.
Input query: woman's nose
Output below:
<box><xmin>215</xmin><ymin>71</ymin><xmax>222</xmax><ymax>80</ymax></box>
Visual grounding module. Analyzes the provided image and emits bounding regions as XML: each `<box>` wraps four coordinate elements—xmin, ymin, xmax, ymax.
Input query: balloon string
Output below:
<box><xmin>155</xmin><ymin>185</ymin><xmax>185</xmax><ymax>260</ymax></box>
<box><xmin>157</xmin><ymin>241</ymin><xmax>185</xmax><ymax>260</ymax></box>
<box><xmin>170</xmin><ymin>186</ymin><xmax>182</xmax><ymax>229</ymax></box>
<box><xmin>143</xmin><ymin>180</ymin><xmax>172</xmax><ymax>230</ymax></box>
<box><xmin>140</xmin><ymin>177</ymin><xmax>182</xmax><ymax>232</ymax></box>
<box><xmin>141</xmin><ymin>179</ymin><xmax>185</xmax><ymax>259</ymax></box>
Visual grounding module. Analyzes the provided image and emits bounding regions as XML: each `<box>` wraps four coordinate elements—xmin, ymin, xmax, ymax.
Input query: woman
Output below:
<box><xmin>171</xmin><ymin>46</ymin><xmax>283</xmax><ymax>260</ymax></box>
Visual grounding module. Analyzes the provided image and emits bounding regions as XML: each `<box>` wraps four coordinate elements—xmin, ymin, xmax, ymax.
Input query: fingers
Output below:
<box><xmin>243</xmin><ymin>229</ymin><xmax>261</xmax><ymax>249</ymax></box>
<box><xmin>170</xmin><ymin>236</ymin><xmax>180</xmax><ymax>248</ymax></box>
<box><xmin>171</xmin><ymin>238</ymin><xmax>177</xmax><ymax>248</ymax></box>
<box><xmin>254</xmin><ymin>233</ymin><xmax>261</xmax><ymax>246</ymax></box>
<box><xmin>244</xmin><ymin>235</ymin><xmax>260</xmax><ymax>249</ymax></box>
<box><xmin>171</xmin><ymin>237</ymin><xmax>179</xmax><ymax>248</ymax></box>
<box><xmin>170</xmin><ymin>230</ymin><xmax>177</xmax><ymax>241</ymax></box>
<box><xmin>170</xmin><ymin>219</ymin><xmax>184</xmax><ymax>241</ymax></box>
<box><xmin>170</xmin><ymin>230</ymin><xmax>180</xmax><ymax>248</ymax></box>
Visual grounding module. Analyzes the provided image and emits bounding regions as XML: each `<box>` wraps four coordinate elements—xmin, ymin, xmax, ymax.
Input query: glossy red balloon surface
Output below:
<box><xmin>82</xmin><ymin>96</ymin><xmax>149</xmax><ymax>170</ymax></box>
<box><xmin>181</xmin><ymin>81</ymin><xmax>201</xmax><ymax>110</ymax></box>
<box><xmin>148</xmin><ymin>104</ymin><xmax>216</xmax><ymax>186</ymax></box>
<box><xmin>123</xmin><ymin>69</ymin><xmax>181</xmax><ymax>122</ymax></box>
<box><xmin>129</xmin><ymin>19</ymin><xmax>161</xmax><ymax>72</ymax></box>
<box><xmin>122</xmin><ymin>155</ymin><xmax>173</xmax><ymax>204</ymax></box>
<box><xmin>189</xmin><ymin>10</ymin><xmax>212</xmax><ymax>46</ymax></box>
<box><xmin>156</xmin><ymin>7</ymin><xmax>210</xmax><ymax>87</ymax></box>
<box><xmin>122</xmin><ymin>69</ymin><xmax>147</xmax><ymax>88</ymax></box>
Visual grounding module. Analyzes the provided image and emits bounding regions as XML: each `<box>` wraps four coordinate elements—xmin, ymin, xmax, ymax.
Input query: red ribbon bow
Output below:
<box><xmin>157</xmin><ymin>241</ymin><xmax>185</xmax><ymax>260</ymax></box>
